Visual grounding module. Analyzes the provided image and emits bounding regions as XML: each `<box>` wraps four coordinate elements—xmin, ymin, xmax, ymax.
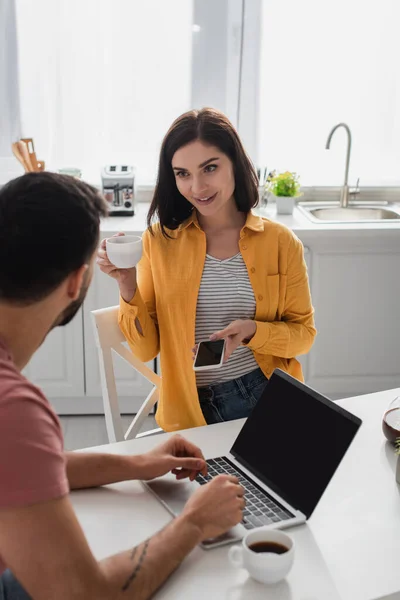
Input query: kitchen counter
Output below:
<box><xmin>100</xmin><ymin>201</ymin><xmax>400</xmax><ymax>240</ymax></box>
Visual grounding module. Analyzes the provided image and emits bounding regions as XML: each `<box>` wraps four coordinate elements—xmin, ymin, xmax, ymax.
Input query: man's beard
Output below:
<box><xmin>52</xmin><ymin>279</ymin><xmax>89</xmax><ymax>328</ymax></box>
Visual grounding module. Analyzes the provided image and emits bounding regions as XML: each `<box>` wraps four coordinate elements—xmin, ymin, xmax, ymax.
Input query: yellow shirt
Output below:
<box><xmin>119</xmin><ymin>211</ymin><xmax>316</xmax><ymax>431</ymax></box>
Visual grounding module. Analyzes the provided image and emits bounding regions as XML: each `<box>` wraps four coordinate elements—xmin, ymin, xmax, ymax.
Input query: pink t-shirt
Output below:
<box><xmin>0</xmin><ymin>338</ymin><xmax>69</xmax><ymax>574</ymax></box>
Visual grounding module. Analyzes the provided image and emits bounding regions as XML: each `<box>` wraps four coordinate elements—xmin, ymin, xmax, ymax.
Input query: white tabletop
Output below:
<box><xmin>71</xmin><ymin>387</ymin><xmax>400</xmax><ymax>600</ymax></box>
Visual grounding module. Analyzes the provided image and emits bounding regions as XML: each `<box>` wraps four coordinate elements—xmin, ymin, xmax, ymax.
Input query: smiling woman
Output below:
<box><xmin>146</xmin><ymin>108</ymin><xmax>259</xmax><ymax>235</ymax></box>
<box><xmin>97</xmin><ymin>108</ymin><xmax>317</xmax><ymax>431</ymax></box>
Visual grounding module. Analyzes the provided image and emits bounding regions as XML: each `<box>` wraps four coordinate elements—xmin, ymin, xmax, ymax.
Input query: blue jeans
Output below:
<box><xmin>198</xmin><ymin>367</ymin><xmax>268</xmax><ymax>424</ymax></box>
<box><xmin>0</xmin><ymin>571</ymin><xmax>31</xmax><ymax>600</ymax></box>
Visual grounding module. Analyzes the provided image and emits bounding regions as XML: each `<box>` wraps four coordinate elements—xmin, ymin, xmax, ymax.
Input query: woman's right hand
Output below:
<box><xmin>96</xmin><ymin>233</ymin><xmax>137</xmax><ymax>302</ymax></box>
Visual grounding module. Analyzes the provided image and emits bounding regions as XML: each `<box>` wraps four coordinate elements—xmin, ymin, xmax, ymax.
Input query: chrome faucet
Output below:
<box><xmin>326</xmin><ymin>123</ymin><xmax>352</xmax><ymax>208</ymax></box>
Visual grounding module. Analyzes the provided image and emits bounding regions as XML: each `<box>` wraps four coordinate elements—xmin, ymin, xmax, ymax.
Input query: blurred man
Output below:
<box><xmin>0</xmin><ymin>172</ymin><xmax>244</xmax><ymax>600</ymax></box>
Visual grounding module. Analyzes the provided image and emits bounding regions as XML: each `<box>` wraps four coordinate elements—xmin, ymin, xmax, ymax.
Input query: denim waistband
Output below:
<box><xmin>197</xmin><ymin>367</ymin><xmax>266</xmax><ymax>398</ymax></box>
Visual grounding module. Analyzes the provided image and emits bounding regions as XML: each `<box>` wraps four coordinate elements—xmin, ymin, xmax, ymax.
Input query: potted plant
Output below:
<box><xmin>265</xmin><ymin>170</ymin><xmax>303</xmax><ymax>215</ymax></box>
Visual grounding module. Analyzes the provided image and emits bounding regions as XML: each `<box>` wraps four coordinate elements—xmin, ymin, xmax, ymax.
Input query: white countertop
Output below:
<box><xmin>71</xmin><ymin>388</ymin><xmax>400</xmax><ymax>600</ymax></box>
<box><xmin>100</xmin><ymin>201</ymin><xmax>400</xmax><ymax>238</ymax></box>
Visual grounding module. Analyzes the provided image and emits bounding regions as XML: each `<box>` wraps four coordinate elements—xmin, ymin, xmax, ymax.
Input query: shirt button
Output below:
<box><xmin>242</xmin><ymin>244</ymin><xmax>247</xmax><ymax>250</ymax></box>
<box><xmin>250</xmin><ymin>267</ymin><xmax>256</xmax><ymax>273</ymax></box>
<box><xmin>258</xmin><ymin>294</ymin><xmax>263</xmax><ymax>301</ymax></box>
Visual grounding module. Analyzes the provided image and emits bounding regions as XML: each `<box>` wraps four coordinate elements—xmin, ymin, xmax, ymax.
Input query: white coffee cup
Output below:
<box><xmin>228</xmin><ymin>528</ymin><xmax>295</xmax><ymax>585</ymax></box>
<box><xmin>106</xmin><ymin>235</ymin><xmax>142</xmax><ymax>269</ymax></box>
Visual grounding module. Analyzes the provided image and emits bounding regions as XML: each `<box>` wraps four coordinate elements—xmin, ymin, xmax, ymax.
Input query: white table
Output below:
<box><xmin>71</xmin><ymin>388</ymin><xmax>400</xmax><ymax>600</ymax></box>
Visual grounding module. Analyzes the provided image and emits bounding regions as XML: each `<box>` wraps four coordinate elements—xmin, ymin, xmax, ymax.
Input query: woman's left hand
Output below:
<box><xmin>210</xmin><ymin>319</ymin><xmax>257</xmax><ymax>362</ymax></box>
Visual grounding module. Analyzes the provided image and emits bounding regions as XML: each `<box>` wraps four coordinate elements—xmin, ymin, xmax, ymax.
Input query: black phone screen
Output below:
<box><xmin>194</xmin><ymin>340</ymin><xmax>225</xmax><ymax>367</ymax></box>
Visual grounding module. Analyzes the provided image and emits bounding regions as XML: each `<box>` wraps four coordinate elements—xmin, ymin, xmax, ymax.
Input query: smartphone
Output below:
<box><xmin>193</xmin><ymin>339</ymin><xmax>226</xmax><ymax>371</ymax></box>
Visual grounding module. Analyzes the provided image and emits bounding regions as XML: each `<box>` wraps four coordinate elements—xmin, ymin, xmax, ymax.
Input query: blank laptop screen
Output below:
<box><xmin>230</xmin><ymin>370</ymin><xmax>362</xmax><ymax>518</ymax></box>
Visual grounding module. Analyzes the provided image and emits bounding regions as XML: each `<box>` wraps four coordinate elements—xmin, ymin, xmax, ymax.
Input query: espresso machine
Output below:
<box><xmin>101</xmin><ymin>165</ymin><xmax>136</xmax><ymax>216</ymax></box>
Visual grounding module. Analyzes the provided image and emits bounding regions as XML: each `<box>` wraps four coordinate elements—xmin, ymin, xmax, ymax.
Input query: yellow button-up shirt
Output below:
<box><xmin>119</xmin><ymin>211</ymin><xmax>316</xmax><ymax>431</ymax></box>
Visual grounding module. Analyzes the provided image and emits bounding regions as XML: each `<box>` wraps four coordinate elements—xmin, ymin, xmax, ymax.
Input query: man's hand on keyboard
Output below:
<box><xmin>182</xmin><ymin>475</ymin><xmax>245</xmax><ymax>540</ymax></box>
<box><xmin>137</xmin><ymin>434</ymin><xmax>208</xmax><ymax>481</ymax></box>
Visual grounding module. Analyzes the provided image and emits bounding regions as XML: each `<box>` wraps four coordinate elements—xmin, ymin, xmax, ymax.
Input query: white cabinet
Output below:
<box><xmin>23</xmin><ymin>310</ymin><xmax>85</xmax><ymax>400</ymax></box>
<box><xmin>297</xmin><ymin>232</ymin><xmax>400</xmax><ymax>399</ymax></box>
<box><xmin>82</xmin><ymin>264</ymin><xmax>153</xmax><ymax>414</ymax></box>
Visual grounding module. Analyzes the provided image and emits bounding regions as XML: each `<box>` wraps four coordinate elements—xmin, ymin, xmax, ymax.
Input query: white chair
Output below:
<box><xmin>91</xmin><ymin>305</ymin><xmax>162</xmax><ymax>442</ymax></box>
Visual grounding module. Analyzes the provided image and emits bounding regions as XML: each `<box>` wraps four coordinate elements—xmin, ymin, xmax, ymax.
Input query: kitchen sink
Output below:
<box><xmin>297</xmin><ymin>203</ymin><xmax>400</xmax><ymax>223</ymax></box>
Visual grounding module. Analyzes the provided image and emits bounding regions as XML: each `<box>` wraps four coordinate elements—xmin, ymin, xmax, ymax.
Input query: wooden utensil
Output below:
<box><xmin>21</xmin><ymin>137</ymin><xmax>39</xmax><ymax>171</ymax></box>
<box><xmin>16</xmin><ymin>141</ymin><xmax>34</xmax><ymax>172</ymax></box>
<box><xmin>11</xmin><ymin>142</ymin><xmax>31</xmax><ymax>172</ymax></box>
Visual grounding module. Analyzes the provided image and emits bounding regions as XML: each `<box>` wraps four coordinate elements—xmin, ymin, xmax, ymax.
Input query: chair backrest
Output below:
<box><xmin>92</xmin><ymin>305</ymin><xmax>160</xmax><ymax>386</ymax></box>
<box><xmin>91</xmin><ymin>305</ymin><xmax>161</xmax><ymax>442</ymax></box>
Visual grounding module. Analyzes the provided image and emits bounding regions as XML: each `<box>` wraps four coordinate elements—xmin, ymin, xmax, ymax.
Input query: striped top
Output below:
<box><xmin>195</xmin><ymin>252</ymin><xmax>259</xmax><ymax>387</ymax></box>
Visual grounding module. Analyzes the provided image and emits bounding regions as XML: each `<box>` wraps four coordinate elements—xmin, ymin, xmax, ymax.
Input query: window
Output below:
<box><xmin>15</xmin><ymin>0</ymin><xmax>194</xmax><ymax>184</ymax></box>
<box><xmin>256</xmin><ymin>0</ymin><xmax>400</xmax><ymax>186</ymax></box>
<box><xmin>5</xmin><ymin>0</ymin><xmax>399</xmax><ymax>189</ymax></box>
<box><xmin>10</xmin><ymin>0</ymin><xmax>243</xmax><ymax>185</ymax></box>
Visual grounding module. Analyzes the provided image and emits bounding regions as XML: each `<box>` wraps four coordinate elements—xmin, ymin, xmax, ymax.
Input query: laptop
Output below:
<box><xmin>145</xmin><ymin>369</ymin><xmax>362</xmax><ymax>549</ymax></box>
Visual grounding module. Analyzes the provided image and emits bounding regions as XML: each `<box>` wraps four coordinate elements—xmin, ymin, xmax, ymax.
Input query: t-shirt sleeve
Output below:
<box><xmin>0</xmin><ymin>379</ymin><xmax>69</xmax><ymax>509</ymax></box>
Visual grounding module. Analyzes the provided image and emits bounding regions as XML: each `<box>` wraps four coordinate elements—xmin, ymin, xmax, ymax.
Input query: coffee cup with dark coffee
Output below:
<box><xmin>228</xmin><ymin>528</ymin><xmax>294</xmax><ymax>584</ymax></box>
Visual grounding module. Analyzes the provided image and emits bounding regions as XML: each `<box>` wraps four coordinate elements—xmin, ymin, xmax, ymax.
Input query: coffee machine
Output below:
<box><xmin>101</xmin><ymin>165</ymin><xmax>136</xmax><ymax>216</ymax></box>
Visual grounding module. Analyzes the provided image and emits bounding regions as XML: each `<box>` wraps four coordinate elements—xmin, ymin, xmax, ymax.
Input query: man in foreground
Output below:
<box><xmin>0</xmin><ymin>172</ymin><xmax>244</xmax><ymax>599</ymax></box>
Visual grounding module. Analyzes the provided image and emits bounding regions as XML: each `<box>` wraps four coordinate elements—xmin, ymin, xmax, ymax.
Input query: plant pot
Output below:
<box><xmin>396</xmin><ymin>454</ymin><xmax>400</xmax><ymax>484</ymax></box>
<box><xmin>273</xmin><ymin>194</ymin><xmax>296</xmax><ymax>215</ymax></box>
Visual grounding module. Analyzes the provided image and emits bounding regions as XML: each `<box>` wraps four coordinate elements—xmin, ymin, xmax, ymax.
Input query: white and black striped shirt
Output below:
<box><xmin>195</xmin><ymin>252</ymin><xmax>259</xmax><ymax>387</ymax></box>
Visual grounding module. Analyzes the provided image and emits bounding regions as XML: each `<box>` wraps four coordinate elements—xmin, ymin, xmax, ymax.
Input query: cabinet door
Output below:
<box><xmin>83</xmin><ymin>266</ymin><xmax>153</xmax><ymax>413</ymax></box>
<box><xmin>23</xmin><ymin>310</ymin><xmax>85</xmax><ymax>400</ymax></box>
<box><xmin>306</xmin><ymin>245</ymin><xmax>400</xmax><ymax>399</ymax></box>
<box><xmin>297</xmin><ymin>245</ymin><xmax>311</xmax><ymax>381</ymax></box>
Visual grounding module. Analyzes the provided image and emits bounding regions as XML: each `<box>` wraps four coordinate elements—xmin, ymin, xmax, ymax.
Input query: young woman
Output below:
<box><xmin>97</xmin><ymin>108</ymin><xmax>316</xmax><ymax>431</ymax></box>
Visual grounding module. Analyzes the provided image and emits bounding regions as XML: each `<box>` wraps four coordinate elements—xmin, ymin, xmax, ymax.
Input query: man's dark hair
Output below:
<box><xmin>0</xmin><ymin>172</ymin><xmax>108</xmax><ymax>305</ymax></box>
<box><xmin>147</xmin><ymin>107</ymin><xmax>259</xmax><ymax>237</ymax></box>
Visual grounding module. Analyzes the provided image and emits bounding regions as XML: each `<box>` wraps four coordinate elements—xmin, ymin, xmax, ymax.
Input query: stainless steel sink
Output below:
<box><xmin>297</xmin><ymin>202</ymin><xmax>400</xmax><ymax>223</ymax></box>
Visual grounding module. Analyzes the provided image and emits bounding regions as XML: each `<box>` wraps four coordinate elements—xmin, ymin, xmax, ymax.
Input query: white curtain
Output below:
<box><xmin>14</xmin><ymin>0</ymin><xmax>193</xmax><ymax>184</ymax></box>
<box><xmin>258</xmin><ymin>0</ymin><xmax>400</xmax><ymax>186</ymax></box>
<box><xmin>0</xmin><ymin>0</ymin><xmax>23</xmax><ymax>181</ymax></box>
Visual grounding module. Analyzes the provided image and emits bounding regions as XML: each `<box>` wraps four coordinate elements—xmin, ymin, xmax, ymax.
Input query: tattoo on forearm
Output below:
<box><xmin>122</xmin><ymin>539</ymin><xmax>150</xmax><ymax>592</ymax></box>
<box><xmin>129</xmin><ymin>547</ymin><xmax>137</xmax><ymax>561</ymax></box>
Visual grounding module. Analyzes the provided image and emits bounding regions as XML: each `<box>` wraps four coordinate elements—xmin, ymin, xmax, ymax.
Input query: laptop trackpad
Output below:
<box><xmin>146</xmin><ymin>474</ymin><xmax>198</xmax><ymax>517</ymax></box>
<box><xmin>145</xmin><ymin>474</ymin><xmax>243</xmax><ymax>549</ymax></box>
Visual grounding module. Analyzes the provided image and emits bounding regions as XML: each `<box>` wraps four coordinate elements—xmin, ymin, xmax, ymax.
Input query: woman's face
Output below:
<box><xmin>172</xmin><ymin>140</ymin><xmax>235</xmax><ymax>217</ymax></box>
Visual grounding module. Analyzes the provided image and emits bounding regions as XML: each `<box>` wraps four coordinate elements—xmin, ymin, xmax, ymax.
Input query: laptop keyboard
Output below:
<box><xmin>196</xmin><ymin>456</ymin><xmax>294</xmax><ymax>530</ymax></box>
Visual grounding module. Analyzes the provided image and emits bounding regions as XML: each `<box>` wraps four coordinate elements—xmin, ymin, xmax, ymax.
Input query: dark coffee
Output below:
<box><xmin>249</xmin><ymin>541</ymin><xmax>288</xmax><ymax>554</ymax></box>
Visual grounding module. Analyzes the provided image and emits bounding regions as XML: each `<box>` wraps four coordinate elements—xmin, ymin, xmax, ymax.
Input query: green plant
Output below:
<box><xmin>266</xmin><ymin>171</ymin><xmax>303</xmax><ymax>198</ymax></box>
